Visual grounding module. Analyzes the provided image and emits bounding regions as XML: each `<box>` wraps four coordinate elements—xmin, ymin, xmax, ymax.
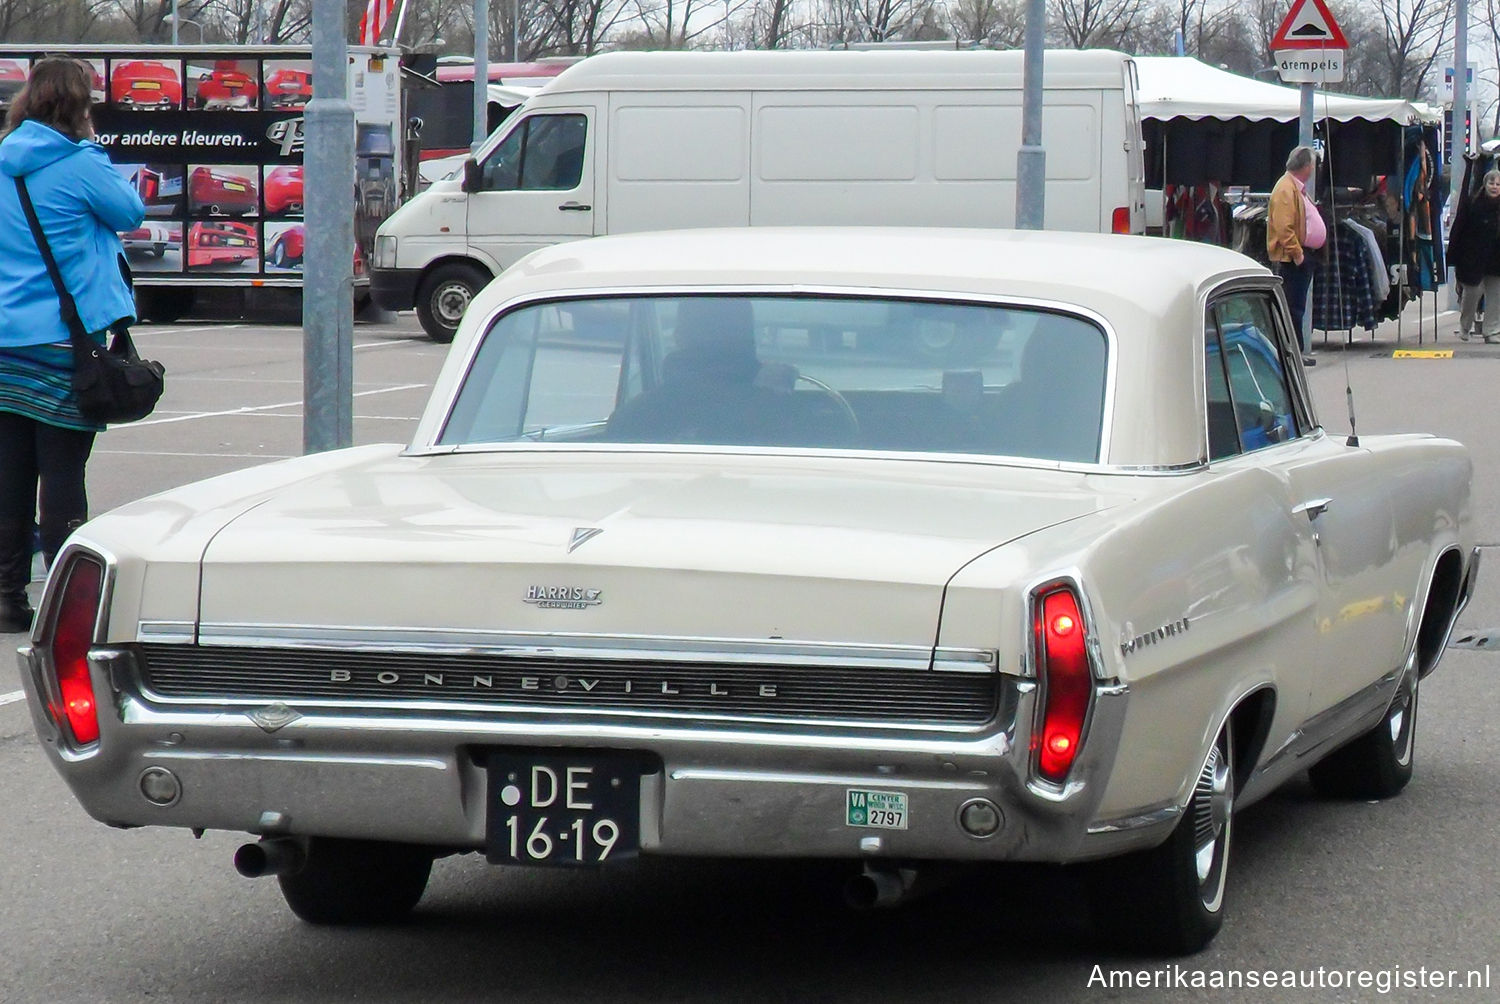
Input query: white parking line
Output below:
<box><xmin>0</xmin><ymin>690</ymin><xmax>24</xmax><ymax>707</ymax></box>
<box><xmin>123</xmin><ymin>383</ymin><xmax>427</xmax><ymax>427</ymax></box>
<box><xmin>134</xmin><ymin>325</ymin><xmax>245</xmax><ymax>336</ymax></box>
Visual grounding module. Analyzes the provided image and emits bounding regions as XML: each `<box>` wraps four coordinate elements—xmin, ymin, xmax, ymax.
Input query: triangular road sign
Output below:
<box><xmin>1271</xmin><ymin>0</ymin><xmax>1349</xmax><ymax>50</ymax></box>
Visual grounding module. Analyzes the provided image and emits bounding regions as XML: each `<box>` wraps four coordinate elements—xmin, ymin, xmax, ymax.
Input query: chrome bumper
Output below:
<box><xmin>17</xmin><ymin>646</ymin><xmax>1173</xmax><ymax>863</ymax></box>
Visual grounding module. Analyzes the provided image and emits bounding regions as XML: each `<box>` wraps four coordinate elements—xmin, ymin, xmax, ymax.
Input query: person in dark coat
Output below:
<box><xmin>1446</xmin><ymin>169</ymin><xmax>1500</xmax><ymax>342</ymax></box>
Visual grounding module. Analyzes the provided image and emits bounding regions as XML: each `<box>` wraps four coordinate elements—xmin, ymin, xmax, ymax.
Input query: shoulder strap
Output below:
<box><xmin>13</xmin><ymin>175</ymin><xmax>90</xmax><ymax>344</ymax></box>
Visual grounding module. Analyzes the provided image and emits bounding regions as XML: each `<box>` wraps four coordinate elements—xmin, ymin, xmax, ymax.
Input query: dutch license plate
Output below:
<box><xmin>136</xmin><ymin>81</ymin><xmax>161</xmax><ymax>90</ymax></box>
<box><xmin>486</xmin><ymin>751</ymin><xmax>641</xmax><ymax>866</ymax></box>
<box><xmin>846</xmin><ymin>789</ymin><xmax>909</xmax><ymax>830</ymax></box>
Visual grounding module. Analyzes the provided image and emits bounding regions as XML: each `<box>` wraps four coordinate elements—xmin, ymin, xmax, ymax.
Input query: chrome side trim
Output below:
<box><xmin>1087</xmin><ymin>802</ymin><xmax>1181</xmax><ymax>835</ymax></box>
<box><xmin>139</xmin><ymin>621</ymin><xmax>196</xmax><ymax>643</ymax></box>
<box><xmin>173</xmin><ymin>623</ymin><xmax>1001</xmax><ymax>674</ymax></box>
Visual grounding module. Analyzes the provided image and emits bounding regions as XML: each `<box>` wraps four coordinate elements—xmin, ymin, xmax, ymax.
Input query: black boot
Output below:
<box><xmin>0</xmin><ymin>518</ymin><xmax>36</xmax><ymax>634</ymax></box>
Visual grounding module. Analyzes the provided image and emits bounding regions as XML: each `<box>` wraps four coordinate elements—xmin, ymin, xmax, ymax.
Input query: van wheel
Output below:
<box><xmin>417</xmin><ymin>263</ymin><xmax>489</xmax><ymax>343</ymax></box>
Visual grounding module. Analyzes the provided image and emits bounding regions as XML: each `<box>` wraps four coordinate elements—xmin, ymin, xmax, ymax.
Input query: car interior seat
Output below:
<box><xmin>988</xmin><ymin>320</ymin><xmax>1106</xmax><ymax>463</ymax></box>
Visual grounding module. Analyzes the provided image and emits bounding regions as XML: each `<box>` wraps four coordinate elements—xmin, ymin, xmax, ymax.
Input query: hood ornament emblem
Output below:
<box><xmin>568</xmin><ymin>527</ymin><xmax>603</xmax><ymax>553</ymax></box>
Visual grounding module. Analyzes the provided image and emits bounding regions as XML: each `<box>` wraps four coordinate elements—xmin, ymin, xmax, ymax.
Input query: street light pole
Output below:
<box><xmin>1015</xmin><ymin>0</ymin><xmax>1046</xmax><ymax>229</ymax></box>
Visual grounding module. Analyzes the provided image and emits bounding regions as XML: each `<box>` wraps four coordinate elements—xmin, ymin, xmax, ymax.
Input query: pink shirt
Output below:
<box><xmin>1296</xmin><ymin>175</ymin><xmax>1326</xmax><ymax>250</ymax></box>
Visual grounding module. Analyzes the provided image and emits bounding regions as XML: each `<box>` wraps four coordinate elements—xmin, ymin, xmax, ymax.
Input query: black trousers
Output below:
<box><xmin>0</xmin><ymin>411</ymin><xmax>96</xmax><ymax>563</ymax></box>
<box><xmin>1277</xmin><ymin>258</ymin><xmax>1315</xmax><ymax>352</ymax></box>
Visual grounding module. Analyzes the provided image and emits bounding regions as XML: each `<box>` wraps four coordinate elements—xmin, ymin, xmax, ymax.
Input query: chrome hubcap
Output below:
<box><xmin>436</xmin><ymin>285</ymin><xmax>472</xmax><ymax>324</ymax></box>
<box><xmin>1390</xmin><ymin>672</ymin><xmax>1418</xmax><ymax>767</ymax></box>
<box><xmin>1191</xmin><ymin>738</ymin><xmax>1233</xmax><ymax>908</ymax></box>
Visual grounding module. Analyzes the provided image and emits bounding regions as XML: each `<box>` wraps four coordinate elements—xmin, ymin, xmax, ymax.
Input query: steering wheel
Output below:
<box><xmin>795</xmin><ymin>373</ymin><xmax>861</xmax><ymax>442</ymax></box>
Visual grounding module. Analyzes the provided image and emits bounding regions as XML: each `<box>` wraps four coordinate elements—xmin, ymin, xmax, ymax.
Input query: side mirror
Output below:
<box><xmin>462</xmin><ymin>158</ymin><xmax>481</xmax><ymax>193</ymax></box>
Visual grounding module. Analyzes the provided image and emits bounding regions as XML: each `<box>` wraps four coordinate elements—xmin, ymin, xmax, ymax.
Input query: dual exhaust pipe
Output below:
<box><xmin>237</xmin><ymin>837</ymin><xmax>935</xmax><ymax>910</ymax></box>
<box><xmin>233</xmin><ymin>837</ymin><xmax>305</xmax><ymax>879</ymax></box>
<box><xmin>843</xmin><ymin>864</ymin><xmax>940</xmax><ymax>910</ymax></box>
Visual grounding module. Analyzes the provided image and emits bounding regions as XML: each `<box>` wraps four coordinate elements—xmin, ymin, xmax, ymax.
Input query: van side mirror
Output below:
<box><xmin>462</xmin><ymin>158</ymin><xmax>481</xmax><ymax>193</ymax></box>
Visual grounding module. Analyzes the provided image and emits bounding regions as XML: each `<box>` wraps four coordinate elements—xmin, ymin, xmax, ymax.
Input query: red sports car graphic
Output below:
<box><xmin>263</xmin><ymin>67</ymin><xmax>312</xmax><ymax>109</ymax></box>
<box><xmin>263</xmin><ymin>165</ymin><xmax>304</xmax><ymax>214</ymax></box>
<box><xmin>0</xmin><ymin>59</ymin><xmax>27</xmax><ymax>108</ymax></box>
<box><xmin>111</xmin><ymin>60</ymin><xmax>182</xmax><ymax>109</ymax></box>
<box><xmin>189</xmin><ymin>166</ymin><xmax>258</xmax><ymax>216</ymax></box>
<box><xmin>187</xmin><ymin>221</ymin><xmax>258</xmax><ymax>267</ymax></box>
<box><xmin>193</xmin><ymin>61</ymin><xmax>257</xmax><ymax>110</ymax></box>
<box><xmin>268</xmin><ymin>225</ymin><xmax>305</xmax><ymax>269</ymax></box>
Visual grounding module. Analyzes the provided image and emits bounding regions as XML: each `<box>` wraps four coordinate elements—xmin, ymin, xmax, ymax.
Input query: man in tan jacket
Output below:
<box><xmin>1267</xmin><ymin>145</ymin><xmax>1325</xmax><ymax>366</ymax></box>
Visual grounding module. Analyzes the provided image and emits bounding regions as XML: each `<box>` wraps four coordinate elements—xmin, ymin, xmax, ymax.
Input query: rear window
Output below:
<box><xmin>440</xmin><ymin>295</ymin><xmax>1108</xmax><ymax>463</ymax></box>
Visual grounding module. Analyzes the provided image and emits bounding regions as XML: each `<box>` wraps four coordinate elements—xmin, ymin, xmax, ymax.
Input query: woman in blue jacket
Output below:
<box><xmin>0</xmin><ymin>57</ymin><xmax>145</xmax><ymax>633</ymax></box>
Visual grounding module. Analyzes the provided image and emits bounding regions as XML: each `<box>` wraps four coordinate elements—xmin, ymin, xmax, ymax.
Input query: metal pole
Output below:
<box><xmin>1450</xmin><ymin>0</ymin><xmax>1468</xmax><ymax>311</ymax></box>
<box><xmin>171</xmin><ymin>0</ymin><xmax>179</xmax><ymax>45</ymax></box>
<box><xmin>1453</xmin><ymin>0</ymin><xmax>1468</xmax><ymax>198</ymax></box>
<box><xmin>474</xmin><ymin>0</ymin><xmax>490</xmax><ymax>152</ymax></box>
<box><xmin>513</xmin><ymin>0</ymin><xmax>520</xmax><ymax>61</ymax></box>
<box><xmin>1015</xmin><ymin>0</ymin><xmax>1046</xmax><ymax>230</ymax></box>
<box><xmin>303</xmin><ymin>0</ymin><xmax>356</xmax><ymax>453</ymax></box>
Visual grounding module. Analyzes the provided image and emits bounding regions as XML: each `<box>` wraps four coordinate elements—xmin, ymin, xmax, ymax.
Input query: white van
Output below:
<box><xmin>372</xmin><ymin>48</ymin><xmax>1146</xmax><ymax>341</ymax></box>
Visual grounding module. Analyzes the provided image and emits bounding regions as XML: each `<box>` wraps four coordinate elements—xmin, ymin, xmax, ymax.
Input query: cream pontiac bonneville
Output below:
<box><xmin>18</xmin><ymin>229</ymin><xmax>1477</xmax><ymax>954</ymax></box>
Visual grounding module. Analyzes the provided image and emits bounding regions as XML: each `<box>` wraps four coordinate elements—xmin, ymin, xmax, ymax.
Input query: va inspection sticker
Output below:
<box><xmin>846</xmin><ymin>789</ymin><xmax>909</xmax><ymax>829</ymax></box>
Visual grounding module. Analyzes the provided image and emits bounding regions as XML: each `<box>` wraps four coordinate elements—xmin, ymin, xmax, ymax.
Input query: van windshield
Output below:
<box><xmin>439</xmin><ymin>295</ymin><xmax>1109</xmax><ymax>463</ymax></box>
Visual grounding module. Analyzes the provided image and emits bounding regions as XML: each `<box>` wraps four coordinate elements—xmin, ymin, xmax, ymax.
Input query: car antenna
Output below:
<box><xmin>1318</xmin><ymin>106</ymin><xmax>1359</xmax><ymax>448</ymax></box>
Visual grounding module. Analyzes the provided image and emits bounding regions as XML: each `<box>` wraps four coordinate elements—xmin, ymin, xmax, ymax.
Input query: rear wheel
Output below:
<box><xmin>416</xmin><ymin>262</ymin><xmax>489</xmax><ymax>343</ymax></box>
<box><xmin>1090</xmin><ymin>727</ymin><xmax>1234</xmax><ymax>955</ymax></box>
<box><xmin>277</xmin><ymin>837</ymin><xmax>433</xmax><ymax>925</ymax></box>
<box><xmin>1309</xmin><ymin>657</ymin><xmax>1418</xmax><ymax>800</ymax></box>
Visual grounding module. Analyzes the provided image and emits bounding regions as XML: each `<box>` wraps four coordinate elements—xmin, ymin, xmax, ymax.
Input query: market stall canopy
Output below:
<box><xmin>1134</xmin><ymin>56</ymin><xmax>1439</xmax><ymax>124</ymax></box>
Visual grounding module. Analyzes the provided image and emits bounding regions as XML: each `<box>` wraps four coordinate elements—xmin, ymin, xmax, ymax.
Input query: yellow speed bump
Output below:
<box><xmin>1392</xmin><ymin>349</ymin><xmax>1453</xmax><ymax>358</ymax></box>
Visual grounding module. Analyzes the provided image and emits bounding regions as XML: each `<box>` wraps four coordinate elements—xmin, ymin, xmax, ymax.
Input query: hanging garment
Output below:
<box><xmin>1312</xmin><ymin>221</ymin><xmax>1379</xmax><ymax>332</ymax></box>
<box><xmin>1345</xmin><ymin>219</ymin><xmax>1391</xmax><ymax>304</ymax></box>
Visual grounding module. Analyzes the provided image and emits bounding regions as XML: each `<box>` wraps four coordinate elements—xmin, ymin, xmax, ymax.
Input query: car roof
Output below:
<box><xmin>479</xmin><ymin>227</ymin><xmax>1266</xmax><ymax>323</ymax></box>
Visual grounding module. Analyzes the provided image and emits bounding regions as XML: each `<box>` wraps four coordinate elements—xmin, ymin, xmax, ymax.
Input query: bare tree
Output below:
<box><xmin>1048</xmin><ymin>0</ymin><xmax>1148</xmax><ymax>49</ymax></box>
<box><xmin>535</xmin><ymin>0</ymin><xmax>631</xmax><ymax>55</ymax></box>
<box><xmin>629</xmin><ymin>0</ymin><xmax>734</xmax><ymax>48</ymax></box>
<box><xmin>747</xmin><ymin>0</ymin><xmax>799</xmax><ymax>48</ymax></box>
<box><xmin>1365</xmin><ymin>0</ymin><xmax>1453</xmax><ymax>100</ymax></box>
<box><xmin>947</xmin><ymin>0</ymin><xmax>1024</xmax><ymax>46</ymax></box>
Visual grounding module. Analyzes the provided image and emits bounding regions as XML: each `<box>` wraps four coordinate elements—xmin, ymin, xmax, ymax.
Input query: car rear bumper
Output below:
<box><xmin>371</xmin><ymin>267</ymin><xmax>420</xmax><ymax>311</ymax></box>
<box><xmin>18</xmin><ymin>645</ymin><xmax>1166</xmax><ymax>863</ymax></box>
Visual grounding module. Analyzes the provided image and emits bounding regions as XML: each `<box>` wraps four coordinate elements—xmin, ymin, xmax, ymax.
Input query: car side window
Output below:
<box><xmin>478</xmin><ymin>114</ymin><xmax>587</xmax><ymax>192</ymax></box>
<box><xmin>1206</xmin><ymin>292</ymin><xmax>1300</xmax><ymax>455</ymax></box>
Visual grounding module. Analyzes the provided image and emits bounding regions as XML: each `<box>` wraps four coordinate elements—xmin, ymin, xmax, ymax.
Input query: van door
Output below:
<box><xmin>466</xmin><ymin>106</ymin><xmax>598</xmax><ymax>271</ymax></box>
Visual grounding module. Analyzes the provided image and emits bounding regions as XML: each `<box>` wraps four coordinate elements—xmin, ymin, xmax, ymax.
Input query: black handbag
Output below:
<box><xmin>14</xmin><ymin>176</ymin><xmax>165</xmax><ymax>425</ymax></box>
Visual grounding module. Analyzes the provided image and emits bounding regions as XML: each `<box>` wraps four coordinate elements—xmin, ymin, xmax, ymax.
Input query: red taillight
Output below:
<box><xmin>47</xmin><ymin>557</ymin><xmax>104</xmax><ymax>747</ymax></box>
<box><xmin>1034</xmin><ymin>586</ymin><xmax>1092</xmax><ymax>783</ymax></box>
<box><xmin>1111</xmin><ymin>206</ymin><xmax>1131</xmax><ymax>234</ymax></box>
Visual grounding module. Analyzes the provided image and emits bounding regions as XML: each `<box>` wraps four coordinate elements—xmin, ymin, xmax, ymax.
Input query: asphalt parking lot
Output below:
<box><xmin>84</xmin><ymin>300</ymin><xmax>448</xmax><ymax>518</ymax></box>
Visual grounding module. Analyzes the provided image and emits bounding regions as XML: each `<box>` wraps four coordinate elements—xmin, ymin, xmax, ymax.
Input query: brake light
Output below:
<box><xmin>1033</xmin><ymin>586</ymin><xmax>1092</xmax><ymax>783</ymax></box>
<box><xmin>47</xmin><ymin>557</ymin><xmax>104</xmax><ymax>746</ymax></box>
<box><xmin>1111</xmin><ymin>206</ymin><xmax>1131</xmax><ymax>234</ymax></box>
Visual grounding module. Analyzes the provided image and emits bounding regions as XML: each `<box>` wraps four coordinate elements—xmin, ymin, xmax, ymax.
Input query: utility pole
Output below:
<box><xmin>474</xmin><ymin>0</ymin><xmax>490</xmax><ymax>152</ymax></box>
<box><xmin>303</xmin><ymin>0</ymin><xmax>355</xmax><ymax>453</ymax></box>
<box><xmin>1015</xmin><ymin>0</ymin><xmax>1045</xmax><ymax>230</ymax></box>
